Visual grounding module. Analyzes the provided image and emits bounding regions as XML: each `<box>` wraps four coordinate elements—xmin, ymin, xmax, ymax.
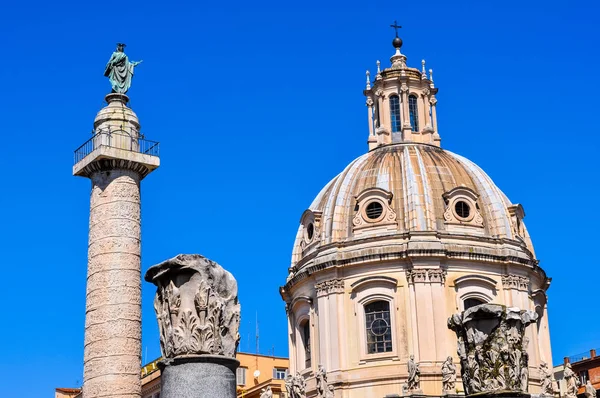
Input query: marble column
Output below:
<box><xmin>84</xmin><ymin>168</ymin><xmax>142</xmax><ymax>397</ymax></box>
<box><xmin>74</xmin><ymin>93</ymin><xmax>160</xmax><ymax>398</ymax></box>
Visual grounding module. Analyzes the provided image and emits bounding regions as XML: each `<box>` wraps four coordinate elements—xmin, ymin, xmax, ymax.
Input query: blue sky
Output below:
<box><xmin>0</xmin><ymin>0</ymin><xmax>598</xmax><ymax>395</ymax></box>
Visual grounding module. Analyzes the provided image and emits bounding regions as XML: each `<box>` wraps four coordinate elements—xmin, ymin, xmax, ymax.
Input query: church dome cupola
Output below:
<box><xmin>364</xmin><ymin>24</ymin><xmax>440</xmax><ymax>150</ymax></box>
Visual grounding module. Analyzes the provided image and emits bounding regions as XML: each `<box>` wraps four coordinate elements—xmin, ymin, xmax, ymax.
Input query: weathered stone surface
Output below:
<box><xmin>159</xmin><ymin>355</ymin><xmax>238</xmax><ymax>398</ymax></box>
<box><xmin>448</xmin><ymin>304</ymin><xmax>538</xmax><ymax>395</ymax></box>
<box><xmin>82</xmin><ymin>169</ymin><xmax>142</xmax><ymax>398</ymax></box>
<box><xmin>563</xmin><ymin>362</ymin><xmax>580</xmax><ymax>398</ymax></box>
<box><xmin>285</xmin><ymin>372</ymin><xmax>307</xmax><ymax>398</ymax></box>
<box><xmin>145</xmin><ymin>254</ymin><xmax>241</xmax><ymax>358</ymax></box>
<box><xmin>442</xmin><ymin>356</ymin><xmax>457</xmax><ymax>394</ymax></box>
<box><xmin>539</xmin><ymin>361</ymin><xmax>554</xmax><ymax>397</ymax></box>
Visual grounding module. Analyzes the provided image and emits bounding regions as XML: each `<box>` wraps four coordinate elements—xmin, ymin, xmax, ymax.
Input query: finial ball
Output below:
<box><xmin>392</xmin><ymin>36</ymin><xmax>403</xmax><ymax>49</ymax></box>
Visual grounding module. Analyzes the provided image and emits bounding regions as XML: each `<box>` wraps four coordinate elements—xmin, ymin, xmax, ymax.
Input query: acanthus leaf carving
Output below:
<box><xmin>406</xmin><ymin>268</ymin><xmax>446</xmax><ymax>284</ymax></box>
<box><xmin>448</xmin><ymin>304</ymin><xmax>538</xmax><ymax>395</ymax></box>
<box><xmin>145</xmin><ymin>254</ymin><xmax>241</xmax><ymax>359</ymax></box>
<box><xmin>315</xmin><ymin>279</ymin><xmax>344</xmax><ymax>296</ymax></box>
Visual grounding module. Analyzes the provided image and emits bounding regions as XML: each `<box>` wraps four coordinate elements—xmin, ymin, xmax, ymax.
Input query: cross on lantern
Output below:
<box><xmin>390</xmin><ymin>21</ymin><xmax>402</xmax><ymax>37</ymax></box>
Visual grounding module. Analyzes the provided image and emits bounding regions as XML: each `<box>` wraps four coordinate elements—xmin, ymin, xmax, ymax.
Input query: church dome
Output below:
<box><xmin>290</xmin><ymin>143</ymin><xmax>535</xmax><ymax>271</ymax></box>
<box><xmin>281</xmin><ymin>32</ymin><xmax>552</xmax><ymax>398</ymax></box>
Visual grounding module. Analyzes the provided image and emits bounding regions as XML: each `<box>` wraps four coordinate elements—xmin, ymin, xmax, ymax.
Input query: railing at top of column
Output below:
<box><xmin>74</xmin><ymin>127</ymin><xmax>160</xmax><ymax>165</ymax></box>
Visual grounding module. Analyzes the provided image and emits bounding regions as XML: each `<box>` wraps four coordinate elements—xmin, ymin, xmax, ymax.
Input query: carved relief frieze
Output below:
<box><xmin>315</xmin><ymin>279</ymin><xmax>344</xmax><ymax>296</ymax></box>
<box><xmin>406</xmin><ymin>268</ymin><xmax>447</xmax><ymax>284</ymax></box>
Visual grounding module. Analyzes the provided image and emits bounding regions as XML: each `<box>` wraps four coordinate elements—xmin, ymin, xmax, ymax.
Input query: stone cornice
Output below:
<box><xmin>75</xmin><ymin>157</ymin><xmax>155</xmax><ymax>179</ymax></box>
<box><xmin>282</xmin><ymin>242</ymin><xmax>545</xmax><ymax>292</ymax></box>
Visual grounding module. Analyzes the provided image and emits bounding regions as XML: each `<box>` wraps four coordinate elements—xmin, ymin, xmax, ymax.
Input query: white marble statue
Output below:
<box><xmin>563</xmin><ymin>362</ymin><xmax>580</xmax><ymax>398</ymax></box>
<box><xmin>407</xmin><ymin>355</ymin><xmax>421</xmax><ymax>391</ymax></box>
<box><xmin>539</xmin><ymin>361</ymin><xmax>554</xmax><ymax>396</ymax></box>
<box><xmin>260</xmin><ymin>386</ymin><xmax>273</xmax><ymax>398</ymax></box>
<box><xmin>324</xmin><ymin>385</ymin><xmax>335</xmax><ymax>398</ymax></box>
<box><xmin>316</xmin><ymin>365</ymin><xmax>328</xmax><ymax>398</ymax></box>
<box><xmin>285</xmin><ymin>372</ymin><xmax>307</xmax><ymax>398</ymax></box>
<box><xmin>585</xmin><ymin>380</ymin><xmax>597</xmax><ymax>398</ymax></box>
<box><xmin>441</xmin><ymin>356</ymin><xmax>457</xmax><ymax>393</ymax></box>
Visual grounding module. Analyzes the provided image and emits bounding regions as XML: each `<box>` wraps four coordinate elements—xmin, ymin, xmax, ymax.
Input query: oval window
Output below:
<box><xmin>365</xmin><ymin>201</ymin><xmax>384</xmax><ymax>220</ymax></box>
<box><xmin>455</xmin><ymin>201</ymin><xmax>471</xmax><ymax>219</ymax></box>
<box><xmin>306</xmin><ymin>223</ymin><xmax>314</xmax><ymax>240</ymax></box>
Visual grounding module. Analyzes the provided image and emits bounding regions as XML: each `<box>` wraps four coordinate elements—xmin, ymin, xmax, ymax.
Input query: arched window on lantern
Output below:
<box><xmin>389</xmin><ymin>95</ymin><xmax>401</xmax><ymax>132</ymax></box>
<box><xmin>409</xmin><ymin>95</ymin><xmax>419</xmax><ymax>132</ymax></box>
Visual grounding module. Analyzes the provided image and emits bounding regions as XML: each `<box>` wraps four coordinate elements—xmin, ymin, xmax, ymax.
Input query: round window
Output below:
<box><xmin>306</xmin><ymin>223</ymin><xmax>314</xmax><ymax>241</ymax></box>
<box><xmin>370</xmin><ymin>318</ymin><xmax>390</xmax><ymax>336</ymax></box>
<box><xmin>365</xmin><ymin>201</ymin><xmax>384</xmax><ymax>220</ymax></box>
<box><xmin>455</xmin><ymin>200</ymin><xmax>471</xmax><ymax>219</ymax></box>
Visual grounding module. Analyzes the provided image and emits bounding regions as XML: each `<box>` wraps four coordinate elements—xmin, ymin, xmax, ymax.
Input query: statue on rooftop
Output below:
<box><xmin>539</xmin><ymin>361</ymin><xmax>554</xmax><ymax>397</ymax></box>
<box><xmin>285</xmin><ymin>372</ymin><xmax>307</xmax><ymax>398</ymax></box>
<box><xmin>104</xmin><ymin>43</ymin><xmax>142</xmax><ymax>94</ymax></box>
<box><xmin>585</xmin><ymin>380</ymin><xmax>597</xmax><ymax>398</ymax></box>
<box><xmin>407</xmin><ymin>355</ymin><xmax>421</xmax><ymax>391</ymax></box>
<box><xmin>441</xmin><ymin>356</ymin><xmax>457</xmax><ymax>393</ymax></box>
<box><xmin>260</xmin><ymin>386</ymin><xmax>273</xmax><ymax>398</ymax></box>
<box><xmin>564</xmin><ymin>362</ymin><xmax>580</xmax><ymax>398</ymax></box>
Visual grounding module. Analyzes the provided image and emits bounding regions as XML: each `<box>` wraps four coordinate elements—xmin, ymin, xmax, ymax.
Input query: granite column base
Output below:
<box><xmin>159</xmin><ymin>355</ymin><xmax>240</xmax><ymax>398</ymax></box>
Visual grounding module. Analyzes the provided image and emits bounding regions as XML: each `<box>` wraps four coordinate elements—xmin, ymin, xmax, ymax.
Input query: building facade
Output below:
<box><xmin>280</xmin><ymin>32</ymin><xmax>553</xmax><ymax>397</ymax></box>
<box><xmin>56</xmin><ymin>352</ymin><xmax>289</xmax><ymax>398</ymax></box>
<box><xmin>554</xmin><ymin>349</ymin><xmax>600</xmax><ymax>397</ymax></box>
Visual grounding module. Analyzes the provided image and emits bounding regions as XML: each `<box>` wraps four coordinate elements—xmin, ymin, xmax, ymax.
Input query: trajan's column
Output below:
<box><xmin>73</xmin><ymin>44</ymin><xmax>159</xmax><ymax>397</ymax></box>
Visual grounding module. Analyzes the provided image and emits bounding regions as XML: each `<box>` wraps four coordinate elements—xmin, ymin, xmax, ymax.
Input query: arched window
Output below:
<box><xmin>300</xmin><ymin>320</ymin><xmax>311</xmax><ymax>368</ymax></box>
<box><xmin>364</xmin><ymin>301</ymin><xmax>393</xmax><ymax>353</ymax></box>
<box><xmin>409</xmin><ymin>95</ymin><xmax>419</xmax><ymax>132</ymax></box>
<box><xmin>389</xmin><ymin>95</ymin><xmax>401</xmax><ymax>132</ymax></box>
<box><xmin>464</xmin><ymin>298</ymin><xmax>485</xmax><ymax>310</ymax></box>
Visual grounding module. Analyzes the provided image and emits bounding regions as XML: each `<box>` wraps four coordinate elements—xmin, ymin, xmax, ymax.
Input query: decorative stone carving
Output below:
<box><xmin>260</xmin><ymin>386</ymin><xmax>273</xmax><ymax>398</ymax></box>
<box><xmin>316</xmin><ymin>365</ymin><xmax>334</xmax><ymax>398</ymax></box>
<box><xmin>564</xmin><ymin>362</ymin><xmax>581</xmax><ymax>398</ymax></box>
<box><xmin>501</xmin><ymin>274</ymin><xmax>530</xmax><ymax>291</ymax></box>
<box><xmin>352</xmin><ymin>188</ymin><xmax>397</xmax><ymax>232</ymax></box>
<box><xmin>324</xmin><ymin>385</ymin><xmax>335</xmax><ymax>398</ymax></box>
<box><xmin>366</xmin><ymin>97</ymin><xmax>374</xmax><ymax>107</ymax></box>
<box><xmin>406</xmin><ymin>269</ymin><xmax>427</xmax><ymax>284</ymax></box>
<box><xmin>447</xmin><ymin>304</ymin><xmax>538</xmax><ymax>395</ymax></box>
<box><xmin>441</xmin><ymin>356</ymin><xmax>457</xmax><ymax>394</ymax></box>
<box><xmin>315</xmin><ymin>279</ymin><xmax>344</xmax><ymax>296</ymax></box>
<box><xmin>300</xmin><ymin>210</ymin><xmax>322</xmax><ymax>250</ymax></box>
<box><xmin>406</xmin><ymin>355</ymin><xmax>421</xmax><ymax>392</ymax></box>
<box><xmin>285</xmin><ymin>372</ymin><xmax>307</xmax><ymax>398</ymax></box>
<box><xmin>406</xmin><ymin>269</ymin><xmax>446</xmax><ymax>284</ymax></box>
<box><xmin>145</xmin><ymin>254</ymin><xmax>241</xmax><ymax>359</ymax></box>
<box><xmin>428</xmin><ymin>269</ymin><xmax>447</xmax><ymax>284</ymax></box>
<box><xmin>539</xmin><ymin>361</ymin><xmax>554</xmax><ymax>397</ymax></box>
<box><xmin>585</xmin><ymin>380</ymin><xmax>597</xmax><ymax>398</ymax></box>
<box><xmin>442</xmin><ymin>187</ymin><xmax>484</xmax><ymax>228</ymax></box>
